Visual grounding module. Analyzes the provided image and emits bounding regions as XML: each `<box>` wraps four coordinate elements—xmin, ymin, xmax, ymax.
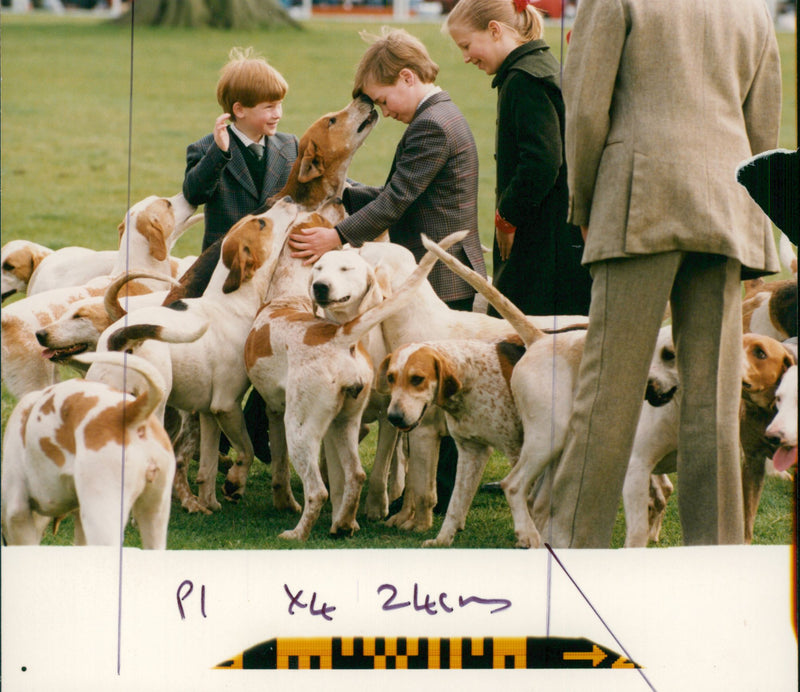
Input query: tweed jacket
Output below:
<box><xmin>564</xmin><ymin>0</ymin><xmax>782</xmax><ymax>278</ymax></box>
<box><xmin>183</xmin><ymin>129</ymin><xmax>298</xmax><ymax>250</ymax></box>
<box><xmin>337</xmin><ymin>90</ymin><xmax>487</xmax><ymax>303</ymax></box>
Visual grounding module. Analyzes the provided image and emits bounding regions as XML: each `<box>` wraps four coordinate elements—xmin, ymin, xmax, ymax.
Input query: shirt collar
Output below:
<box><xmin>230</xmin><ymin>123</ymin><xmax>265</xmax><ymax>148</ymax></box>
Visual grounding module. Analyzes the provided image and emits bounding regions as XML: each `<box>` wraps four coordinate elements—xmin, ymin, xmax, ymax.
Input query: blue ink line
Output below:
<box><xmin>117</xmin><ymin>2</ymin><xmax>137</xmax><ymax>677</ymax></box>
<box><xmin>544</xmin><ymin>543</ymin><xmax>657</xmax><ymax>691</ymax></box>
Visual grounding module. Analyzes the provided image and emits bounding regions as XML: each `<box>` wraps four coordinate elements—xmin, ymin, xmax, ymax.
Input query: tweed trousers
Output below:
<box><xmin>547</xmin><ymin>251</ymin><xmax>744</xmax><ymax>547</ymax></box>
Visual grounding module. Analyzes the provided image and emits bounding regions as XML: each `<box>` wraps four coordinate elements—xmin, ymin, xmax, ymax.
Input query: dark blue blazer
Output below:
<box><xmin>183</xmin><ymin>128</ymin><xmax>298</xmax><ymax>250</ymax></box>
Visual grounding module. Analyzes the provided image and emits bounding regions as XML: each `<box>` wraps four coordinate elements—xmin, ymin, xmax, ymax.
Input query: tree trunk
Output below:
<box><xmin>114</xmin><ymin>0</ymin><xmax>301</xmax><ymax>29</ymax></box>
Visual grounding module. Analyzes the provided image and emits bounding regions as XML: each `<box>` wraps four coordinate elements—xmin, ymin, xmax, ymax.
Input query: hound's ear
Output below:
<box><xmin>139</xmin><ymin>215</ymin><xmax>169</xmax><ymax>262</ymax></box>
<box><xmin>376</xmin><ymin>355</ymin><xmax>393</xmax><ymax>394</ymax></box>
<box><xmin>117</xmin><ymin>220</ymin><xmax>126</xmax><ymax>243</ymax></box>
<box><xmin>29</xmin><ymin>245</ymin><xmax>50</xmax><ymax>275</ymax></box>
<box><xmin>435</xmin><ymin>354</ymin><xmax>461</xmax><ymax>405</ymax></box>
<box><xmin>223</xmin><ymin>242</ymin><xmax>255</xmax><ymax>293</ymax></box>
<box><xmin>373</xmin><ymin>263</ymin><xmax>393</xmax><ymax>299</ymax></box>
<box><xmin>308</xmin><ymin>268</ymin><xmax>321</xmax><ymax>316</ymax></box>
<box><xmin>358</xmin><ymin>264</ymin><xmax>385</xmax><ymax>311</ymax></box>
<box><xmin>297</xmin><ymin>141</ymin><xmax>324</xmax><ymax>183</ymax></box>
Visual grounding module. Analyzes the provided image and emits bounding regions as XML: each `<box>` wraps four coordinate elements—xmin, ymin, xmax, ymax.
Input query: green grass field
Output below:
<box><xmin>1</xmin><ymin>13</ymin><xmax>796</xmax><ymax>550</ymax></box>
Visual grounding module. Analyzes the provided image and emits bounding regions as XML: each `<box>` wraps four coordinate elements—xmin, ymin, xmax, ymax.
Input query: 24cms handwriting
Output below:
<box><xmin>378</xmin><ymin>583</ymin><xmax>512</xmax><ymax>615</ymax></box>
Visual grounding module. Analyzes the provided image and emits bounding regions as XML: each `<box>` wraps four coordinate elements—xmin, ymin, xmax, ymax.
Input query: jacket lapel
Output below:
<box><xmin>262</xmin><ymin>137</ymin><xmax>290</xmax><ymax>201</ymax></box>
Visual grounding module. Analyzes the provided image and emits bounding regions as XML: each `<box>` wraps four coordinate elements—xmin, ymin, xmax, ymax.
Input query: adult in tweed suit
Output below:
<box><xmin>546</xmin><ymin>0</ymin><xmax>782</xmax><ymax>547</ymax></box>
<box><xmin>183</xmin><ymin>48</ymin><xmax>299</xmax><ymax>251</ymax></box>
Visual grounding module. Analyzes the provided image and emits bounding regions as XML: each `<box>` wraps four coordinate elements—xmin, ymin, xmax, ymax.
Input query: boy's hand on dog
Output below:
<box><xmin>289</xmin><ymin>226</ymin><xmax>342</xmax><ymax>265</ymax></box>
<box><xmin>214</xmin><ymin>113</ymin><xmax>231</xmax><ymax>152</ymax></box>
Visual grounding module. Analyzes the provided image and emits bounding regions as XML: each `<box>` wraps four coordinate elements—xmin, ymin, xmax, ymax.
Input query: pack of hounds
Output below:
<box><xmin>1</xmin><ymin>99</ymin><xmax>797</xmax><ymax>550</ymax></box>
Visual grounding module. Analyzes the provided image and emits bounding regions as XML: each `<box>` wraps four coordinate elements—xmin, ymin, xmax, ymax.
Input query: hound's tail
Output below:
<box><xmin>332</xmin><ymin>231</ymin><xmax>469</xmax><ymax>349</ymax></box>
<box><xmin>104</xmin><ymin>271</ymin><xmax>180</xmax><ymax>321</ymax></box>
<box><xmin>420</xmin><ymin>234</ymin><xmax>544</xmax><ymax>346</ymax></box>
<box><xmin>104</xmin><ymin>305</ymin><xmax>209</xmax><ymax>353</ymax></box>
<box><xmin>72</xmin><ymin>351</ymin><xmax>166</xmax><ymax>428</ymax></box>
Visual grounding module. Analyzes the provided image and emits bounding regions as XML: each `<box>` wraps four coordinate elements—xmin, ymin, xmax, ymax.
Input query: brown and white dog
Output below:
<box><xmin>163</xmin><ymin>96</ymin><xmax>378</xmax><ymax>305</ymax></box>
<box><xmin>25</xmin><ymin>272</ymin><xmax>207</xmax><ymax>516</ymax></box>
<box><xmin>353</xmin><ymin>241</ymin><xmax>587</xmax><ymax>531</ymax></box>
<box><xmin>33</xmin><ymin>271</ymin><xmax>179</xmax><ymax>369</ymax></box>
<box><xmin>1</xmin><ymin>239</ymin><xmax>54</xmax><ymax>302</ymax></box>
<box><xmin>244</xmin><ymin>232</ymin><xmax>467</xmax><ymax>541</ymax></box>
<box><xmin>1</xmin><ymin>194</ymin><xmax>200</xmax><ymax>399</ymax></box>
<box><xmin>414</xmin><ymin>234</ymin><xmax>597</xmax><ymax>547</ymax></box>
<box><xmin>1</xmin><ymin>351</ymin><xmax>175</xmax><ymax>549</ymax></box>
<box><xmin>100</xmin><ymin>200</ymin><xmax>301</xmax><ymax>512</ymax></box>
<box><xmin>742</xmin><ymin>278</ymin><xmax>797</xmax><ymax>342</ymax></box>
<box><xmin>740</xmin><ymin>333</ymin><xmax>796</xmax><ymax>542</ymax></box>
<box><xmin>377</xmin><ymin>337</ymin><xmax>526</xmax><ymax>547</ymax></box>
<box><xmin>419</xmin><ymin>236</ymin><xmax>686</xmax><ymax>548</ymax></box>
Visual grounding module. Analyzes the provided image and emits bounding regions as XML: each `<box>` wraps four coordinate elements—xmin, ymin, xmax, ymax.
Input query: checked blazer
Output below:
<box><xmin>337</xmin><ymin>90</ymin><xmax>487</xmax><ymax>303</ymax></box>
<box><xmin>183</xmin><ymin>128</ymin><xmax>299</xmax><ymax>251</ymax></box>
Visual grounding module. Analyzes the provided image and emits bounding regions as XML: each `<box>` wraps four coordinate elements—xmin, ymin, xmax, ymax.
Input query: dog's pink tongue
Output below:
<box><xmin>772</xmin><ymin>446</ymin><xmax>798</xmax><ymax>472</ymax></box>
<box><xmin>40</xmin><ymin>349</ymin><xmax>56</xmax><ymax>360</ymax></box>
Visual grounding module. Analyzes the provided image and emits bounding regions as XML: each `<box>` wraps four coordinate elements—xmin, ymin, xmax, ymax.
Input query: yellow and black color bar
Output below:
<box><xmin>215</xmin><ymin>636</ymin><xmax>640</xmax><ymax>670</ymax></box>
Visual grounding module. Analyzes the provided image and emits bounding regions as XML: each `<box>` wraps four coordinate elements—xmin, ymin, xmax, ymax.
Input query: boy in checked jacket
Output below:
<box><xmin>288</xmin><ymin>27</ymin><xmax>487</xmax><ymax>311</ymax></box>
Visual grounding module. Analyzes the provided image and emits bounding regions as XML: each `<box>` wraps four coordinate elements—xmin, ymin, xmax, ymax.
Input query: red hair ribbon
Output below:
<box><xmin>513</xmin><ymin>0</ymin><xmax>530</xmax><ymax>12</ymax></box>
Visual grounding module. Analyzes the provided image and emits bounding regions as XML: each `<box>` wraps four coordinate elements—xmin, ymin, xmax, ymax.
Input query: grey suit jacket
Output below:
<box><xmin>337</xmin><ymin>91</ymin><xmax>487</xmax><ymax>303</ymax></box>
<box><xmin>183</xmin><ymin>129</ymin><xmax>298</xmax><ymax>250</ymax></box>
<box><xmin>564</xmin><ymin>0</ymin><xmax>782</xmax><ymax>278</ymax></box>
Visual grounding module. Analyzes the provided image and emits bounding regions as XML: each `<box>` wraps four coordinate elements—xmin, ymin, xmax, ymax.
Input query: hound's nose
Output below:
<box><xmin>312</xmin><ymin>282</ymin><xmax>330</xmax><ymax>303</ymax></box>
<box><xmin>387</xmin><ymin>411</ymin><xmax>407</xmax><ymax>429</ymax></box>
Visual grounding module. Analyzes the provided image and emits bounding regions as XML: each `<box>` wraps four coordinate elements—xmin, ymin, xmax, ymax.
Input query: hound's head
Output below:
<box><xmin>377</xmin><ymin>344</ymin><xmax>461</xmax><ymax>432</ymax></box>
<box><xmin>116</xmin><ymin>194</ymin><xmax>198</xmax><ymax>262</ymax></box>
<box><xmin>309</xmin><ymin>249</ymin><xmax>389</xmax><ymax>322</ymax></box>
<box><xmin>35</xmin><ymin>297</ymin><xmax>110</xmax><ymax>362</ymax></box>
<box><xmin>220</xmin><ymin>198</ymin><xmax>299</xmax><ymax>294</ymax></box>
<box><xmin>645</xmin><ymin>326</ymin><xmax>679</xmax><ymax>407</ymax></box>
<box><xmin>1</xmin><ymin>239</ymin><xmax>51</xmax><ymax>302</ymax></box>
<box><xmin>741</xmin><ymin>333</ymin><xmax>795</xmax><ymax>408</ymax></box>
<box><xmin>765</xmin><ymin>365</ymin><xmax>798</xmax><ymax>472</ymax></box>
<box><xmin>280</xmin><ymin>97</ymin><xmax>378</xmax><ymax>207</ymax></box>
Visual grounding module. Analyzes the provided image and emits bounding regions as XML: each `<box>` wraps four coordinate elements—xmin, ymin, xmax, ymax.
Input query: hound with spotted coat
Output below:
<box><xmin>244</xmin><ymin>232</ymin><xmax>467</xmax><ymax>541</ymax></box>
<box><xmin>1</xmin><ymin>352</ymin><xmax>175</xmax><ymax>549</ymax></box>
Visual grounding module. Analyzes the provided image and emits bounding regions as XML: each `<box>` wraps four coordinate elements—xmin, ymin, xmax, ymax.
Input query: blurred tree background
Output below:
<box><xmin>114</xmin><ymin>0</ymin><xmax>301</xmax><ymax>28</ymax></box>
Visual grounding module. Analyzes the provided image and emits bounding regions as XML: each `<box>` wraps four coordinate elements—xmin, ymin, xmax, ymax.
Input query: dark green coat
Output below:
<box><xmin>491</xmin><ymin>41</ymin><xmax>591</xmax><ymax>316</ymax></box>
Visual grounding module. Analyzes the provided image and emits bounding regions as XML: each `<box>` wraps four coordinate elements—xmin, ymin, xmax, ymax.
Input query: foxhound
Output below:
<box><xmin>353</xmin><ymin>240</ymin><xmax>588</xmax><ymax>532</ymax></box>
<box><xmin>1</xmin><ymin>193</ymin><xmax>200</xmax><ymax>399</ymax></box>
<box><xmin>1</xmin><ymin>351</ymin><xmax>175</xmax><ymax>549</ymax></box>
<box><xmin>740</xmin><ymin>333</ymin><xmax>796</xmax><ymax>542</ymax></box>
<box><xmin>100</xmin><ymin>199</ymin><xmax>300</xmax><ymax>512</ymax></box>
<box><xmin>244</xmin><ymin>231</ymin><xmax>466</xmax><ymax>540</ymax></box>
